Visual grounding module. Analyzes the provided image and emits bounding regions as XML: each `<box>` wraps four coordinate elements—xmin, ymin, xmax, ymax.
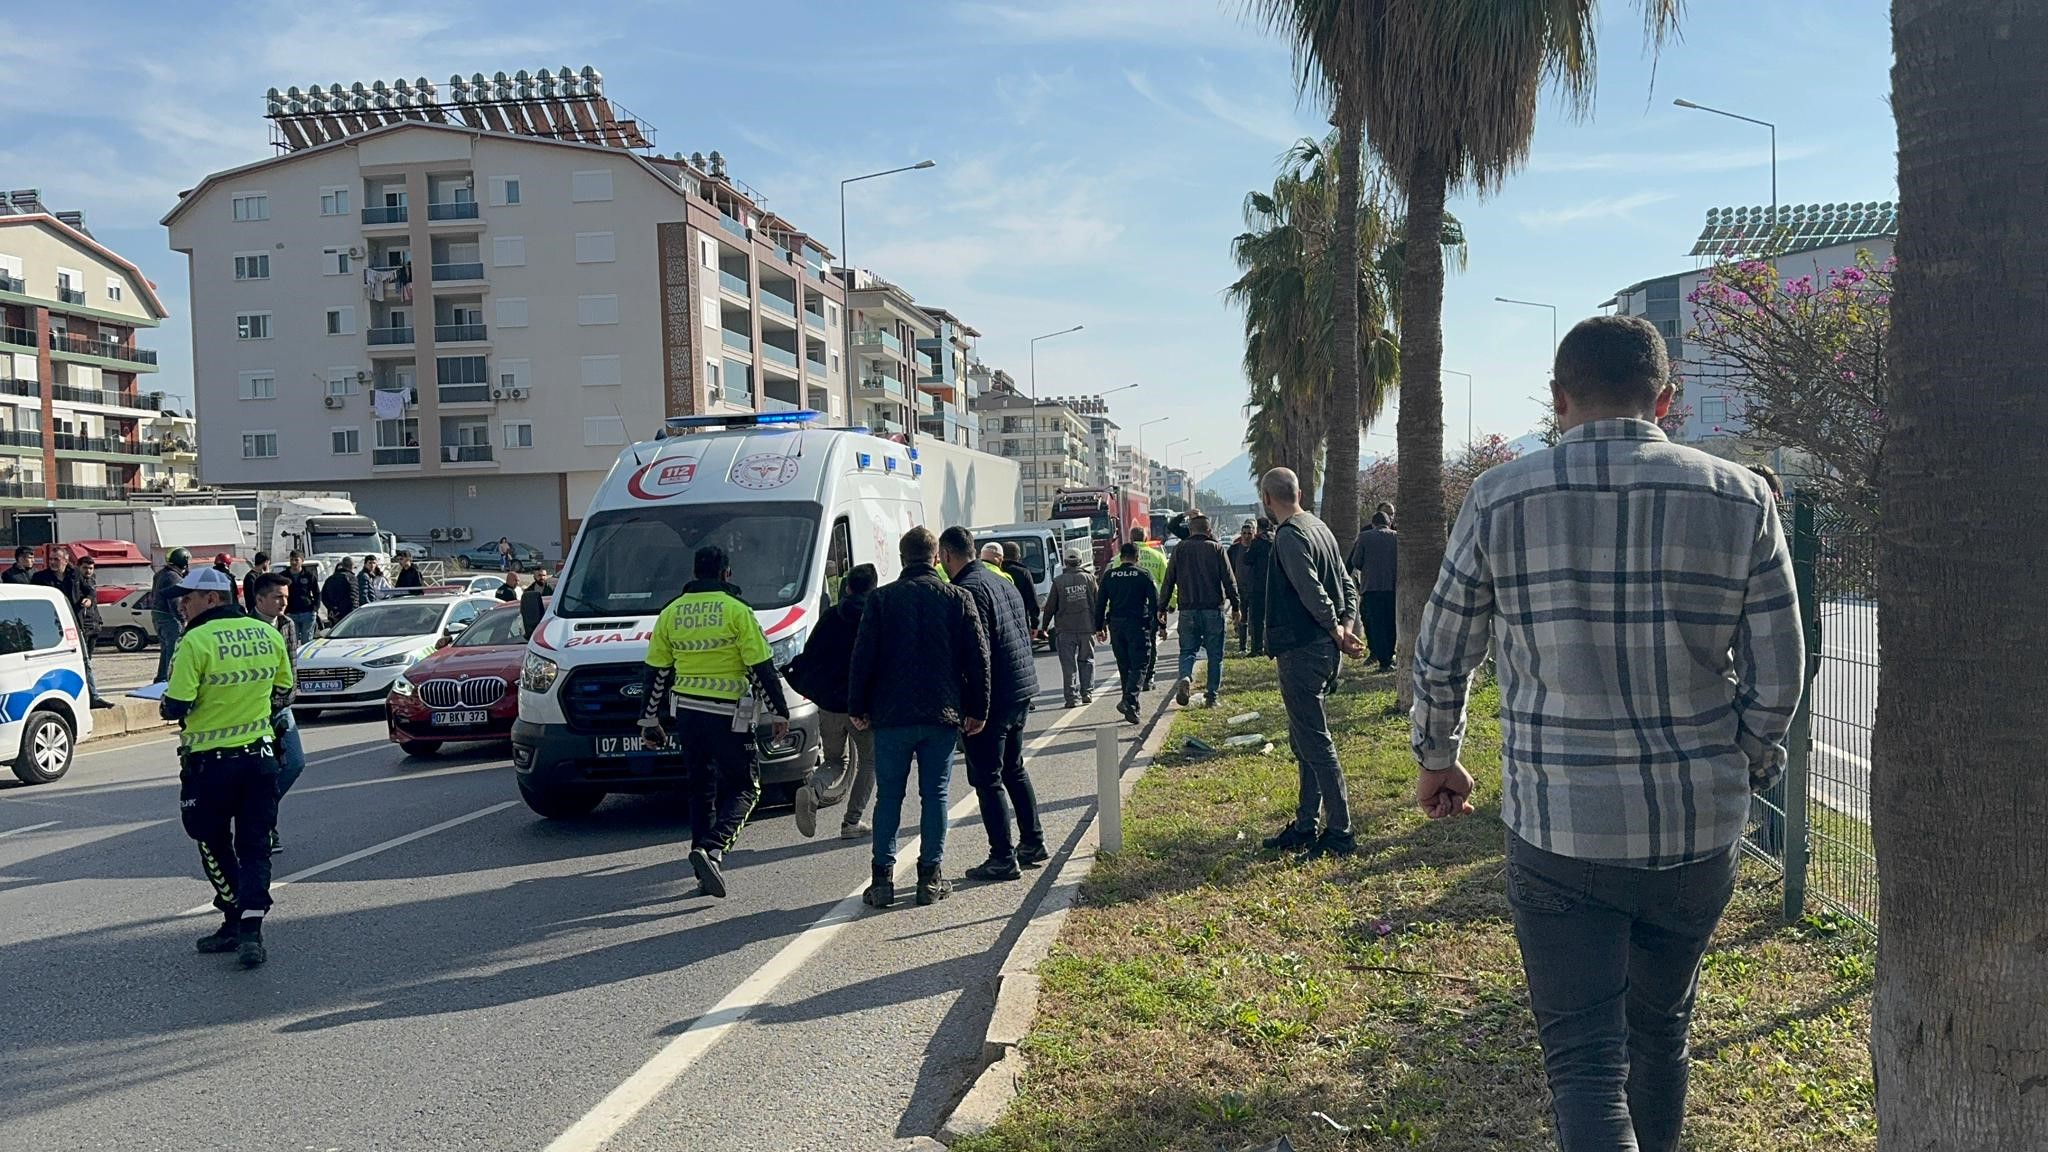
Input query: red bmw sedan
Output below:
<box><xmin>386</xmin><ymin>603</ymin><xmax>526</xmax><ymax>756</ymax></box>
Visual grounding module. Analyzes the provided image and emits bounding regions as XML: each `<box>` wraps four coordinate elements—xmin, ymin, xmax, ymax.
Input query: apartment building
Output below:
<box><xmin>840</xmin><ymin>269</ymin><xmax>938</xmax><ymax>438</ymax></box>
<box><xmin>0</xmin><ymin>193</ymin><xmax>177</xmax><ymax>518</ymax></box>
<box><xmin>164</xmin><ymin>70</ymin><xmax>849</xmax><ymax>552</ymax></box>
<box><xmin>1114</xmin><ymin>444</ymin><xmax>1150</xmax><ymax>498</ymax></box>
<box><xmin>916</xmin><ymin>306</ymin><xmax>980</xmax><ymax>448</ymax></box>
<box><xmin>973</xmin><ymin>378</ymin><xmax>1093</xmax><ymax>518</ymax></box>
<box><xmin>1045</xmin><ymin>395</ymin><xmax>1118</xmax><ymax>488</ymax></box>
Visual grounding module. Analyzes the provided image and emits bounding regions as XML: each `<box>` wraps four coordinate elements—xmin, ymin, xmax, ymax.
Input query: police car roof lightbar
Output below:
<box><xmin>663</xmin><ymin>409</ymin><xmax>823</xmax><ymax>433</ymax></box>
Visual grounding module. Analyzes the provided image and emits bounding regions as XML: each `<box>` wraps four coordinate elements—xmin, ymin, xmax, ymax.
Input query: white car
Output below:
<box><xmin>0</xmin><ymin>583</ymin><xmax>95</xmax><ymax>783</ymax></box>
<box><xmin>292</xmin><ymin>595</ymin><xmax>496</xmax><ymax>716</ymax></box>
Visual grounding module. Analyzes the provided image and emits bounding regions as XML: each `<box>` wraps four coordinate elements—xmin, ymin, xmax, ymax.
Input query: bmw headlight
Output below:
<box><xmin>522</xmin><ymin>651</ymin><xmax>560</xmax><ymax>693</ymax></box>
<box><xmin>769</xmin><ymin>626</ymin><xmax>808</xmax><ymax>669</ymax></box>
<box><xmin>365</xmin><ymin>652</ymin><xmax>412</xmax><ymax>668</ymax></box>
<box><xmin>391</xmin><ymin>676</ymin><xmax>416</xmax><ymax>697</ymax></box>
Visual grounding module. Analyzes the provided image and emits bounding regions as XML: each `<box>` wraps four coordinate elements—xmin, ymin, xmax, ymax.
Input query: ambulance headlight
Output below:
<box><xmin>769</xmin><ymin>627</ymin><xmax>808</xmax><ymax>669</ymax></box>
<box><xmin>521</xmin><ymin>652</ymin><xmax>560</xmax><ymax>693</ymax></box>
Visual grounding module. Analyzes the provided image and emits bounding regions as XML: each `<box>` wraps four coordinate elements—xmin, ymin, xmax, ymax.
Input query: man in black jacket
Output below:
<box><xmin>151</xmin><ymin>548</ymin><xmax>192</xmax><ymax>683</ymax></box>
<box><xmin>786</xmin><ymin>563</ymin><xmax>878</xmax><ymax>841</ymax></box>
<box><xmin>1242</xmin><ymin>519</ymin><xmax>1274</xmax><ymax>657</ymax></box>
<box><xmin>1096</xmin><ymin>541</ymin><xmax>1159</xmax><ymax>724</ymax></box>
<box><xmin>240</xmin><ymin>552</ymin><xmax>272</xmax><ymax>612</ymax></box>
<box><xmin>1160</xmin><ymin>512</ymin><xmax>1241</xmax><ymax>709</ymax></box>
<box><xmin>285</xmin><ymin>552</ymin><xmax>321</xmax><ymax>641</ymax></box>
<box><xmin>1348</xmin><ymin>512</ymin><xmax>1399</xmax><ymax>672</ymax></box>
<box><xmin>46</xmin><ymin>553</ymin><xmax>113</xmax><ymax>708</ymax></box>
<box><xmin>998</xmin><ymin>541</ymin><xmax>1040</xmax><ymax>628</ymax></box>
<box><xmin>521</xmin><ymin>570</ymin><xmax>551</xmax><ymax>636</ymax></box>
<box><xmin>392</xmin><ymin>551</ymin><xmax>426</xmax><ymax>594</ymax></box>
<box><xmin>320</xmin><ymin>558</ymin><xmax>360</xmax><ymax>628</ymax></box>
<box><xmin>944</xmin><ymin>528</ymin><xmax>1046</xmax><ymax>883</ymax></box>
<box><xmin>3</xmin><ymin>545</ymin><xmax>35</xmax><ymax>584</ymax></box>
<box><xmin>848</xmin><ymin>527</ymin><xmax>990</xmax><ymax>910</ymax></box>
<box><xmin>1228</xmin><ymin>521</ymin><xmax>1255</xmax><ymax>652</ymax></box>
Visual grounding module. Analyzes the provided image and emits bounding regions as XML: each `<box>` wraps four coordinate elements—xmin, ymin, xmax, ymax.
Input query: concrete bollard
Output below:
<box><xmin>1096</xmin><ymin>726</ymin><xmax>1121</xmax><ymax>855</ymax></box>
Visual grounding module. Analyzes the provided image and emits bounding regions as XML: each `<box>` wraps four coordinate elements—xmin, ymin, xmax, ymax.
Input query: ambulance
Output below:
<box><xmin>512</xmin><ymin>410</ymin><xmax>942</xmax><ymax>819</ymax></box>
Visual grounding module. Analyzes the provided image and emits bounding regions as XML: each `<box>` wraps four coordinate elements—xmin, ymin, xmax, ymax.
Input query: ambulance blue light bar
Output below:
<box><xmin>663</xmin><ymin>409</ymin><xmax>822</xmax><ymax>433</ymax></box>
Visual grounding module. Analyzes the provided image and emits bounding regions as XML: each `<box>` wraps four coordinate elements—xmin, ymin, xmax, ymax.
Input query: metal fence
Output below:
<box><xmin>1744</xmin><ymin>496</ymin><xmax>1880</xmax><ymax>934</ymax></box>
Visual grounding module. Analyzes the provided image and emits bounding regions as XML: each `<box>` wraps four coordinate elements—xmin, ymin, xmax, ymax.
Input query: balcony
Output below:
<box><xmin>761</xmin><ymin>344</ymin><xmax>800</xmax><ymax>372</ymax></box>
<box><xmin>374</xmin><ymin>447</ymin><xmax>421</xmax><ymax>466</ymax></box>
<box><xmin>0</xmin><ymin>480</ymin><xmax>32</xmax><ymax>499</ymax></box>
<box><xmin>431</xmin><ymin>262</ymin><xmax>485</xmax><ymax>282</ymax></box>
<box><xmin>0</xmin><ymin>378</ymin><xmax>38</xmax><ymax>398</ymax></box>
<box><xmin>717</xmin><ymin>213</ymin><xmax>748</xmax><ymax>240</ymax></box>
<box><xmin>714</xmin><ymin>384</ymin><xmax>753</xmax><ymax>409</ymax></box>
<box><xmin>762</xmin><ymin>396</ymin><xmax>799</xmax><ymax>414</ymax></box>
<box><xmin>428</xmin><ymin>200</ymin><xmax>480</xmax><ymax>221</ymax></box>
<box><xmin>0</xmin><ymin>274</ymin><xmax>22</xmax><ymax>294</ymax></box>
<box><xmin>435</xmin><ymin>323</ymin><xmax>487</xmax><ymax>343</ymax></box>
<box><xmin>803</xmin><ymin>310</ymin><xmax>825</xmax><ymax>332</ymax></box>
<box><xmin>57</xmin><ymin>483</ymin><xmax>125</xmax><ymax>502</ymax></box>
<box><xmin>855</xmin><ymin>375</ymin><xmax>906</xmax><ymax>400</ymax></box>
<box><xmin>0</xmin><ymin>429</ymin><xmax>42</xmax><ymax>449</ymax></box>
<box><xmin>441</xmin><ymin>444</ymin><xmax>494</xmax><ymax>463</ymax></box>
<box><xmin>53</xmin><ymin>432</ymin><xmax>157</xmax><ymax>458</ymax></box>
<box><xmin>720</xmin><ymin>329</ymin><xmax>752</xmax><ymax>354</ymax></box>
<box><xmin>363</xmin><ymin>205</ymin><xmax>409</xmax><ymax>225</ymax></box>
<box><xmin>54</xmin><ymin>332</ymin><xmax>158</xmax><ymax>366</ymax></box>
<box><xmin>1</xmin><ymin>325</ymin><xmax>34</xmax><ymax>350</ymax></box>
<box><xmin>851</xmin><ymin>328</ymin><xmax>902</xmax><ymax>355</ymax></box>
<box><xmin>57</xmin><ymin>287</ymin><xmax>86</xmax><ymax>306</ymax></box>
<box><xmin>50</xmin><ymin>383</ymin><xmax>163</xmax><ymax>410</ymax></box>
<box><xmin>368</xmin><ymin>326</ymin><xmax>416</xmax><ymax>346</ymax></box>
<box><xmin>760</xmin><ymin>291</ymin><xmax>797</xmax><ymax>320</ymax></box>
<box><xmin>718</xmin><ymin>270</ymin><xmax>751</xmax><ymax>298</ymax></box>
<box><xmin>805</xmin><ymin>357</ymin><xmax>827</xmax><ymax>380</ymax></box>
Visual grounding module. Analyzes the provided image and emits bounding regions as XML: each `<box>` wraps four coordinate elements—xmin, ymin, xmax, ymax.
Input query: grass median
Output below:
<box><xmin>956</xmin><ymin>658</ymin><xmax>1875</xmax><ymax>1152</ymax></box>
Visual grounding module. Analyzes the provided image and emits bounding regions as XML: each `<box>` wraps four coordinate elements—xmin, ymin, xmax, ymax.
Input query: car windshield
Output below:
<box><xmin>558</xmin><ymin>502</ymin><xmax>820</xmax><ymax>617</ymax></box>
<box><xmin>455</xmin><ymin>607</ymin><xmax>526</xmax><ymax>647</ymax></box>
<box><xmin>311</xmin><ymin>530</ymin><xmax>385</xmax><ymax>554</ymax></box>
<box><xmin>984</xmin><ymin>535</ymin><xmax>1047</xmax><ymax>581</ymax></box>
<box><xmin>327</xmin><ymin>601</ymin><xmax>448</xmax><ymax>638</ymax></box>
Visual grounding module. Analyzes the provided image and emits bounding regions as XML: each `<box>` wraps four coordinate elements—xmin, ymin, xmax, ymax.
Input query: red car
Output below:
<box><xmin>386</xmin><ymin>603</ymin><xmax>526</xmax><ymax>756</ymax></box>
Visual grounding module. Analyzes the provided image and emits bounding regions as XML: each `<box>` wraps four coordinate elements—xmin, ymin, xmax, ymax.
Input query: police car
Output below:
<box><xmin>292</xmin><ymin>594</ymin><xmax>497</xmax><ymax>716</ymax></box>
<box><xmin>0</xmin><ymin>583</ymin><xmax>95</xmax><ymax>784</ymax></box>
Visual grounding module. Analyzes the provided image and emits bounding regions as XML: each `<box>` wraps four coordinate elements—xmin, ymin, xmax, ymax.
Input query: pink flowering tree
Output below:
<box><xmin>1360</xmin><ymin>435</ymin><xmax>1520</xmax><ymax>527</ymax></box>
<box><xmin>1687</xmin><ymin>249</ymin><xmax>1892</xmax><ymax>526</ymax></box>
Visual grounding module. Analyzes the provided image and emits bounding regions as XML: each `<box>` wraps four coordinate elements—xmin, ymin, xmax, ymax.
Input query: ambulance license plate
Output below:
<box><xmin>596</xmin><ymin>735</ymin><xmax>649</xmax><ymax>757</ymax></box>
<box><xmin>432</xmin><ymin>710</ymin><xmax>489</xmax><ymax>726</ymax></box>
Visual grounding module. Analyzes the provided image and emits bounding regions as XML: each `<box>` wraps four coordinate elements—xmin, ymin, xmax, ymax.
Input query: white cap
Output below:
<box><xmin>1064</xmin><ymin>547</ymin><xmax>1086</xmax><ymax>564</ymax></box>
<box><xmin>175</xmin><ymin>566</ymin><xmax>236</xmax><ymax>593</ymax></box>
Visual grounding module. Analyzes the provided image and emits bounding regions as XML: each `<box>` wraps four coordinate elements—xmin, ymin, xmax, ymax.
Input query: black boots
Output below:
<box><xmin>965</xmin><ymin>857</ymin><xmax>1022</xmax><ymax>882</ymax></box>
<box><xmin>689</xmin><ymin>847</ymin><xmax>727</xmax><ymax>899</ymax></box>
<box><xmin>236</xmin><ymin>919</ymin><xmax>266</xmax><ymax>968</ymax></box>
<box><xmin>863</xmin><ymin>862</ymin><xmax>894</xmax><ymax>909</ymax></box>
<box><xmin>916</xmin><ymin>861</ymin><xmax>952</xmax><ymax>905</ymax></box>
<box><xmin>196</xmin><ymin>916</ymin><xmax>239</xmax><ymax>954</ymax></box>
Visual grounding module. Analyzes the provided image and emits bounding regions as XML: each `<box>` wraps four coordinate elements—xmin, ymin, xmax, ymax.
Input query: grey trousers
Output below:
<box><xmin>1277</xmin><ymin>636</ymin><xmax>1348</xmax><ymax>835</ymax></box>
<box><xmin>1053</xmin><ymin>629</ymin><xmax>1095</xmax><ymax>702</ymax></box>
<box><xmin>812</xmin><ymin>709</ymin><xmax>876</xmax><ymax>824</ymax></box>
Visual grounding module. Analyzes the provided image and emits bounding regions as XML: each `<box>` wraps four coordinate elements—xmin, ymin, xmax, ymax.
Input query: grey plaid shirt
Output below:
<box><xmin>1411</xmin><ymin>419</ymin><xmax>1805</xmax><ymax>868</ymax></box>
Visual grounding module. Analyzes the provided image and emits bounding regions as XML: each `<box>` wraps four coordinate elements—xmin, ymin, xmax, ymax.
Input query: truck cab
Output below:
<box><xmin>511</xmin><ymin>411</ymin><xmax>927</xmax><ymax>818</ymax></box>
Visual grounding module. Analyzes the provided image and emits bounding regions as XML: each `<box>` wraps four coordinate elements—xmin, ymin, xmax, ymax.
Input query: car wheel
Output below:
<box><xmin>517</xmin><ymin>776</ymin><xmax>605</xmax><ymax>819</ymax></box>
<box><xmin>400</xmin><ymin>740</ymin><xmax>442</xmax><ymax>758</ymax></box>
<box><xmin>455</xmin><ymin>555</ymin><xmax>472</xmax><ymax>571</ymax></box>
<box><xmin>113</xmin><ymin>627</ymin><xmax>147</xmax><ymax>653</ymax></box>
<box><xmin>11</xmin><ymin>710</ymin><xmax>74</xmax><ymax>785</ymax></box>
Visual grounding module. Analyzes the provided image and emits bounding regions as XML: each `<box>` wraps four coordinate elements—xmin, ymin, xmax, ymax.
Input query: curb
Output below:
<box><xmin>935</xmin><ymin>689</ymin><xmax>1182</xmax><ymax>1146</ymax></box>
<box><xmin>83</xmin><ymin>696</ymin><xmax>172</xmax><ymax>743</ymax></box>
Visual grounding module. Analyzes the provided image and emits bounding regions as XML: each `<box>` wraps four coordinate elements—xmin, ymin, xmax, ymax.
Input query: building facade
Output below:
<box><xmin>972</xmin><ymin>379</ymin><xmax>1092</xmax><ymax>519</ymax></box>
<box><xmin>916</xmin><ymin>306</ymin><xmax>980</xmax><ymax>448</ymax></box>
<box><xmin>0</xmin><ymin>196</ymin><xmax>180</xmax><ymax>522</ymax></box>
<box><xmin>165</xmin><ymin>101</ymin><xmax>848</xmax><ymax>555</ymax></box>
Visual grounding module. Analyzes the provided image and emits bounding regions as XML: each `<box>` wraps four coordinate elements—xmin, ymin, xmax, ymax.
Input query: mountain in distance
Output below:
<box><xmin>1194</xmin><ymin>449</ymin><xmax>1387</xmax><ymax>505</ymax></box>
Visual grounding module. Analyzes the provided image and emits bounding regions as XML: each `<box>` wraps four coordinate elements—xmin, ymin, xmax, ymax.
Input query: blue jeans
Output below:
<box><xmin>869</xmin><ymin>723</ymin><xmax>957</xmax><ymax>870</ymax></box>
<box><xmin>1176</xmin><ymin>608</ymin><xmax>1228</xmax><ymax>699</ymax></box>
<box><xmin>152</xmin><ymin>611</ymin><xmax>182</xmax><ymax>683</ymax></box>
<box><xmin>289</xmin><ymin>612</ymin><xmax>318</xmax><ymax>643</ymax></box>
<box><xmin>274</xmin><ymin>709</ymin><xmax>306</xmax><ymax>798</ymax></box>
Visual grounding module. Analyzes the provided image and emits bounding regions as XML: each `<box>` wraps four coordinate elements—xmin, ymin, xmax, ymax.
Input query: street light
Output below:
<box><xmin>1028</xmin><ymin>325</ymin><xmax>1086</xmax><ymax>402</ymax></box>
<box><xmin>1442</xmin><ymin>369</ymin><xmax>1474</xmax><ymax>447</ymax></box>
<box><xmin>1674</xmin><ymin>99</ymin><xmax>1777</xmax><ymax>242</ymax></box>
<box><xmin>1494</xmin><ymin>297</ymin><xmax>1558</xmax><ymax>355</ymax></box>
<box><xmin>839</xmin><ymin>160</ymin><xmax>936</xmax><ymax>439</ymax></box>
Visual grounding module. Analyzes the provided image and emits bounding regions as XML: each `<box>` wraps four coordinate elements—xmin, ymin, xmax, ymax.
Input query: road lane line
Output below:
<box><xmin>296</xmin><ymin>760</ymin><xmax>504</xmax><ymax>794</ymax></box>
<box><xmin>545</xmin><ymin>702</ymin><xmax>1102</xmax><ymax>1152</ymax></box>
<box><xmin>0</xmin><ymin>820</ymin><xmax>60</xmax><ymax>839</ymax></box>
<box><xmin>179</xmin><ymin>800</ymin><xmax>519</xmax><ymax>916</ymax></box>
<box><xmin>1815</xmin><ymin>741</ymin><xmax>1872</xmax><ymax>770</ymax></box>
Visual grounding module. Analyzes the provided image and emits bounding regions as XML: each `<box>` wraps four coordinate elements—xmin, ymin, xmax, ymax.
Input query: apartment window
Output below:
<box><xmin>1699</xmin><ymin>395</ymin><xmax>1729</xmax><ymax>424</ymax></box>
<box><xmin>237</xmin><ymin>371</ymin><xmax>276</xmax><ymax>400</ymax></box>
<box><xmin>0</xmin><ymin>253</ymin><xmax>21</xmax><ymax>281</ymax></box>
<box><xmin>827</xmin><ymin>303</ymin><xmax>839</xmax><ymax>327</ymax></box>
<box><xmin>242</xmin><ymin>432</ymin><xmax>278</xmax><ymax>459</ymax></box>
<box><xmin>497</xmin><ymin>358</ymin><xmax>529</xmax><ymax>394</ymax></box>
<box><xmin>570</xmin><ymin>169</ymin><xmax>614</xmax><ymax>202</ymax></box>
<box><xmin>492</xmin><ymin>235</ymin><xmax>526</xmax><ymax>267</ymax></box>
<box><xmin>574</xmin><ymin>231</ymin><xmax>617</xmax><ymax>264</ymax></box>
<box><xmin>233</xmin><ymin>252</ymin><xmax>270</xmax><ymax>280</ymax></box>
<box><xmin>577</xmin><ymin>295</ymin><xmax>619</xmax><ymax>326</ymax></box>
<box><xmin>320</xmin><ymin>187</ymin><xmax>349</xmax><ymax>216</ymax></box>
<box><xmin>326</xmin><ymin>366</ymin><xmax>361</xmax><ymax>397</ymax></box>
<box><xmin>503</xmin><ymin>421</ymin><xmax>533</xmax><ymax>449</ymax></box>
<box><xmin>489</xmin><ymin>176</ymin><xmax>522</xmax><ymax>206</ymax></box>
<box><xmin>105</xmin><ymin>277</ymin><xmax>123</xmax><ymax>302</ymax></box>
<box><xmin>325</xmin><ymin>306</ymin><xmax>356</xmax><ymax>336</ymax></box>
<box><xmin>700</xmin><ymin>237</ymin><xmax>716</xmax><ymax>269</ymax></box>
<box><xmin>830</xmin><ymin>352</ymin><xmax>840</xmax><ymax>375</ymax></box>
<box><xmin>583</xmin><ymin>415</ymin><xmax>626</xmax><ymax>445</ymax></box>
<box><xmin>331</xmin><ymin>428</ymin><xmax>361</xmax><ymax>455</ymax></box>
<box><xmin>231</xmin><ymin>193</ymin><xmax>269</xmax><ymax>222</ymax></box>
<box><xmin>579</xmin><ymin>354</ymin><xmax>621</xmax><ymax>388</ymax></box>
<box><xmin>495</xmin><ymin>298</ymin><xmax>529</xmax><ymax>328</ymax></box>
<box><xmin>437</xmin><ymin>355</ymin><xmax>491</xmax><ymax>403</ymax></box>
<box><xmin>236</xmin><ymin>312</ymin><xmax>271</xmax><ymax>340</ymax></box>
<box><xmin>321</xmin><ymin>247</ymin><xmax>352</xmax><ymax>276</ymax></box>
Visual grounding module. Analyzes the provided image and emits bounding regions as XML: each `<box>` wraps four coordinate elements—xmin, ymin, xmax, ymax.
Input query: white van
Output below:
<box><xmin>512</xmin><ymin>412</ymin><xmax>931</xmax><ymax>818</ymax></box>
<box><xmin>0</xmin><ymin>584</ymin><xmax>95</xmax><ymax>784</ymax></box>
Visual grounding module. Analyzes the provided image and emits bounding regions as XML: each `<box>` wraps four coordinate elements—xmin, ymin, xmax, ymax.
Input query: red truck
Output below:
<box><xmin>1050</xmin><ymin>485</ymin><xmax>1149</xmax><ymax>573</ymax></box>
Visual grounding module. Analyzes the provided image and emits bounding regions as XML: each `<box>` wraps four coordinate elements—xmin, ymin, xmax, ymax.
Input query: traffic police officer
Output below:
<box><xmin>638</xmin><ymin>545</ymin><xmax>791</xmax><ymax>900</ymax></box>
<box><xmin>161</xmin><ymin>565</ymin><xmax>294</xmax><ymax>967</ymax></box>
<box><xmin>1131</xmin><ymin>527</ymin><xmax>1168</xmax><ymax>688</ymax></box>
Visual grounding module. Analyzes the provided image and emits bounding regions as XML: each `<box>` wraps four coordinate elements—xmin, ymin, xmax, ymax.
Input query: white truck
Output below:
<box><xmin>255</xmin><ymin>491</ymin><xmax>392</xmax><ymax>572</ymax></box>
<box><xmin>512</xmin><ymin>411</ymin><xmax>1021</xmax><ymax>819</ymax></box>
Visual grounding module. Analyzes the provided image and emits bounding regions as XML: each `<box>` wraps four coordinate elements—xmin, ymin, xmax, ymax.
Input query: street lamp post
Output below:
<box><xmin>838</xmin><ymin>160</ymin><xmax>935</xmax><ymax>440</ymax></box>
<box><xmin>1494</xmin><ymin>297</ymin><xmax>1558</xmax><ymax>355</ymax></box>
<box><xmin>1674</xmin><ymin>99</ymin><xmax>1777</xmax><ymax>244</ymax></box>
<box><xmin>1441</xmin><ymin>369</ymin><xmax>1474</xmax><ymax>447</ymax></box>
<box><xmin>1028</xmin><ymin>325</ymin><xmax>1085</xmax><ymax>402</ymax></box>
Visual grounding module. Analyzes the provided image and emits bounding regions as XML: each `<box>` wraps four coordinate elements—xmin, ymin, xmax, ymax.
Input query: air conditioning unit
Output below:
<box><xmin>429</xmin><ymin>527</ymin><xmax>449</xmax><ymax>541</ymax></box>
<box><xmin>509</xmin><ymin>388</ymin><xmax>525</xmax><ymax>399</ymax></box>
<box><xmin>449</xmin><ymin>526</ymin><xmax>474</xmax><ymax>542</ymax></box>
<box><xmin>491</xmin><ymin>388</ymin><xmax>507</xmax><ymax>399</ymax></box>
<box><xmin>347</xmin><ymin>245</ymin><xmax>366</xmax><ymax>259</ymax></box>
<box><xmin>323</xmin><ymin>395</ymin><xmax>343</xmax><ymax>409</ymax></box>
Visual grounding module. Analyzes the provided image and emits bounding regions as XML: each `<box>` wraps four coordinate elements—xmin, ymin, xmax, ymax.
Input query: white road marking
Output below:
<box><xmin>76</xmin><ymin>735</ymin><xmax>179</xmax><ymax>758</ymax></box>
<box><xmin>179</xmin><ymin>800</ymin><xmax>519</xmax><ymax>916</ymax></box>
<box><xmin>544</xmin><ymin>702</ymin><xmax>1106</xmax><ymax>1152</ymax></box>
<box><xmin>0</xmin><ymin>820</ymin><xmax>60</xmax><ymax>839</ymax></box>
<box><xmin>295</xmin><ymin>760</ymin><xmax>504</xmax><ymax>794</ymax></box>
<box><xmin>1815</xmin><ymin>741</ymin><xmax>1872</xmax><ymax>770</ymax></box>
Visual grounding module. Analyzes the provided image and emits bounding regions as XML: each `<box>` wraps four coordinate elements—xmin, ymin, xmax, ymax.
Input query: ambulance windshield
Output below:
<box><xmin>557</xmin><ymin>502</ymin><xmax>821</xmax><ymax>617</ymax></box>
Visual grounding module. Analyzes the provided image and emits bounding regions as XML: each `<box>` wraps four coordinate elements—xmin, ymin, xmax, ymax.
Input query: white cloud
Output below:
<box><xmin>1516</xmin><ymin>190</ymin><xmax>1676</xmax><ymax>232</ymax></box>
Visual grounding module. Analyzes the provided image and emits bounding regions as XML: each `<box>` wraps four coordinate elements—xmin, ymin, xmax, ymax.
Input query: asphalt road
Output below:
<box><xmin>0</xmin><ymin>644</ymin><xmax>1166</xmax><ymax>1152</ymax></box>
<box><xmin>1809</xmin><ymin>599</ymin><xmax>1877</xmax><ymax>821</ymax></box>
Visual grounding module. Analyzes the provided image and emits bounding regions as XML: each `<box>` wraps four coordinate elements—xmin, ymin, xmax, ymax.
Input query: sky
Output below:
<box><xmin>0</xmin><ymin>0</ymin><xmax>1897</xmax><ymax>492</ymax></box>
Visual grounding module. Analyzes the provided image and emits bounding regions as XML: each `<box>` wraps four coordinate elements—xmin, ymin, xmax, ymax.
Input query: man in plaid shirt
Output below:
<box><xmin>1411</xmin><ymin>315</ymin><xmax>1805</xmax><ymax>1152</ymax></box>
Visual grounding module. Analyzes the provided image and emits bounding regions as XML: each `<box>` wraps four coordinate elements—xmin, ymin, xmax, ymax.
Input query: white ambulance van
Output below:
<box><xmin>512</xmin><ymin>411</ymin><xmax>932</xmax><ymax>818</ymax></box>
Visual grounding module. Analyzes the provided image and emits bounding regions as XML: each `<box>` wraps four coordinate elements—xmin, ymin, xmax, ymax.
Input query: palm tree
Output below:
<box><xmin>1873</xmin><ymin>1</ymin><xmax>2048</xmax><ymax>1143</ymax></box>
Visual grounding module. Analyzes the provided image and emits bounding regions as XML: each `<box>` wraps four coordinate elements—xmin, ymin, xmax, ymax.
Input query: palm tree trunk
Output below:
<box><xmin>1323</xmin><ymin>97</ymin><xmax>1364</xmax><ymax>548</ymax></box>
<box><xmin>1874</xmin><ymin>1</ymin><xmax>2048</xmax><ymax>1144</ymax></box>
<box><xmin>1393</xmin><ymin>150</ymin><xmax>1448</xmax><ymax>708</ymax></box>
